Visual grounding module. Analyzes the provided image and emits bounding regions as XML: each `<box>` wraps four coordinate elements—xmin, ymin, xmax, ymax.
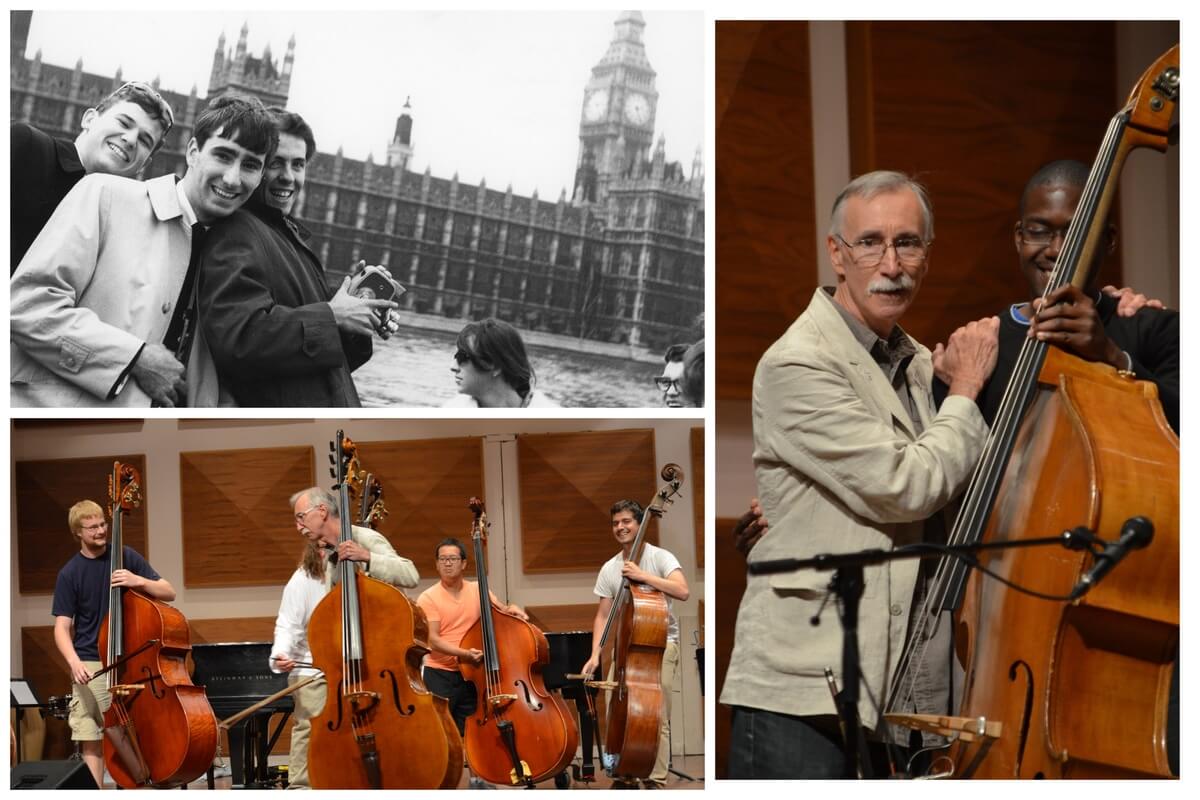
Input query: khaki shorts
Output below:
<box><xmin>68</xmin><ymin>660</ymin><xmax>112</xmax><ymax>741</ymax></box>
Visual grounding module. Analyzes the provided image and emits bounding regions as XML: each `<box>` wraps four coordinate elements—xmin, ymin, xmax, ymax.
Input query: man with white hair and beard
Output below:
<box><xmin>720</xmin><ymin>171</ymin><xmax>1000</xmax><ymax>778</ymax></box>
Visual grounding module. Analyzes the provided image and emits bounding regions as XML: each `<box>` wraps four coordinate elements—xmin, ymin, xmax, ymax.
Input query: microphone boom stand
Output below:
<box><xmin>746</xmin><ymin>527</ymin><xmax>1108</xmax><ymax>780</ymax></box>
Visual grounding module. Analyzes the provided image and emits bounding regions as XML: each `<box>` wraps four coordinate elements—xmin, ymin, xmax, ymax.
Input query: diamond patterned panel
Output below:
<box><xmin>15</xmin><ymin>455</ymin><xmax>148</xmax><ymax>594</ymax></box>
<box><xmin>518</xmin><ymin>429</ymin><xmax>658</xmax><ymax>574</ymax></box>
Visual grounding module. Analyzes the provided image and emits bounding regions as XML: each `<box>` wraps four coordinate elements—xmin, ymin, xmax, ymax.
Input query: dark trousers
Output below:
<box><xmin>423</xmin><ymin>666</ymin><xmax>478</xmax><ymax>736</ymax></box>
<box><xmin>728</xmin><ymin>707</ymin><xmax>910</xmax><ymax>779</ymax></box>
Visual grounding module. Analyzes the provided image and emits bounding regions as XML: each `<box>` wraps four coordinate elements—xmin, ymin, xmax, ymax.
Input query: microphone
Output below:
<box><xmin>1068</xmin><ymin>516</ymin><xmax>1154</xmax><ymax>600</ymax></box>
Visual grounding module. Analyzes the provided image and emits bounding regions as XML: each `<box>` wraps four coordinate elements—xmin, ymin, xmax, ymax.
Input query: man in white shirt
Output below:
<box><xmin>268</xmin><ymin>487</ymin><xmax>419</xmax><ymax>788</ymax></box>
<box><xmin>581</xmin><ymin>500</ymin><xmax>690</xmax><ymax>789</ymax></box>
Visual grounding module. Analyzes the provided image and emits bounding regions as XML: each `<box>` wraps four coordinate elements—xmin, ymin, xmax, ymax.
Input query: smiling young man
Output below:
<box><xmin>982</xmin><ymin>160</ymin><xmax>1179</xmax><ymax>432</ymax></box>
<box><xmin>11</xmin><ymin>81</ymin><xmax>175</xmax><ymax>270</ymax></box>
<box><xmin>11</xmin><ymin>94</ymin><xmax>275</xmax><ymax>408</ymax></box>
<box><xmin>192</xmin><ymin>108</ymin><xmax>399</xmax><ymax>407</ymax></box>
<box><xmin>52</xmin><ymin>500</ymin><xmax>176</xmax><ymax>788</ymax></box>
<box><xmin>580</xmin><ymin>500</ymin><xmax>689</xmax><ymax>788</ymax></box>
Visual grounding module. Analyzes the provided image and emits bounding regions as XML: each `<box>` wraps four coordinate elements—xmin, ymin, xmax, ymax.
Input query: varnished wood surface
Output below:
<box><xmin>690</xmin><ymin>427</ymin><xmax>705</xmax><ymax>569</ymax></box>
<box><xmin>524</xmin><ymin>603</ymin><xmax>597</xmax><ymax>633</ymax></box>
<box><xmin>353</xmin><ymin>436</ymin><xmax>485</xmax><ymax>577</ymax></box>
<box><xmin>15</xmin><ymin>454</ymin><xmax>148</xmax><ymax>594</ymax></box>
<box><xmin>517</xmin><ymin>429</ymin><xmax>658</xmax><ymax>574</ymax></box>
<box><xmin>716</xmin><ymin>21</ymin><xmax>1127</xmax><ymax>403</ymax></box>
<box><xmin>712</xmin><ymin>516</ymin><xmax>745</xmax><ymax>779</ymax></box>
<box><xmin>716</xmin><ymin>21</ymin><xmax>818</xmax><ymax>402</ymax></box>
<box><xmin>845</xmin><ymin>21</ymin><xmax>1122</xmax><ymax>352</ymax></box>
<box><xmin>180</xmin><ymin>446</ymin><xmax>315</xmax><ymax>588</ymax></box>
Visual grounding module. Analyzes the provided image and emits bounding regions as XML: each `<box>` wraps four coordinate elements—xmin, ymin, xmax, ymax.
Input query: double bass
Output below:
<box><xmin>886</xmin><ymin>46</ymin><xmax>1179</xmax><ymax>778</ymax></box>
<box><xmin>97</xmin><ymin>462</ymin><xmax>217</xmax><ymax>788</ymax></box>
<box><xmin>306</xmin><ymin>432</ymin><xmax>462</xmax><ymax>789</ymax></box>
<box><xmin>459</xmin><ymin>498</ymin><xmax>578</xmax><ymax>787</ymax></box>
<box><xmin>591</xmin><ymin>464</ymin><xmax>684</xmax><ymax>780</ymax></box>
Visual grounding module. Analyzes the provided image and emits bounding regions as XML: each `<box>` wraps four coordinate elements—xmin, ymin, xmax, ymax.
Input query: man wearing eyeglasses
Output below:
<box><xmin>971</xmin><ymin>159</ymin><xmax>1178</xmax><ymax>434</ymax></box>
<box><xmin>11</xmin><ymin>95</ymin><xmax>276</xmax><ymax>408</ymax></box>
<box><xmin>721</xmin><ymin>171</ymin><xmax>1000</xmax><ymax>778</ymax></box>
<box><xmin>11</xmin><ymin>81</ymin><xmax>175</xmax><ymax>271</ymax></box>
<box><xmin>417</xmin><ymin>538</ymin><xmax>527</xmax><ymax>788</ymax></box>
<box><xmin>417</xmin><ymin>540</ymin><xmax>528</xmax><ymax>733</ymax></box>
<box><xmin>51</xmin><ymin>500</ymin><xmax>176</xmax><ymax>788</ymax></box>
<box><xmin>657</xmin><ymin>344</ymin><xmax>691</xmax><ymax>407</ymax></box>
<box><xmin>191</xmin><ymin>108</ymin><xmax>400</xmax><ymax>407</ymax></box>
<box><xmin>269</xmin><ymin>487</ymin><xmax>418</xmax><ymax>788</ymax></box>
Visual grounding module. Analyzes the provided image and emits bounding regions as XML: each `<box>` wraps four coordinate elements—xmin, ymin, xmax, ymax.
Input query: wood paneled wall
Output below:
<box><xmin>716</xmin><ymin>21</ymin><xmax>1132</xmax><ymax>403</ymax></box>
<box><xmin>716</xmin><ymin>21</ymin><xmax>818</xmax><ymax>402</ymax></box>
<box><xmin>517</xmin><ymin>429</ymin><xmax>657</xmax><ymax>574</ymax></box>
<box><xmin>845</xmin><ymin>21</ymin><xmax>1122</xmax><ymax>348</ymax></box>
<box><xmin>354</xmin><ymin>436</ymin><xmax>485</xmax><ymax>576</ymax></box>
<box><xmin>691</xmin><ymin>427</ymin><xmax>705</xmax><ymax>569</ymax></box>
<box><xmin>15</xmin><ymin>455</ymin><xmax>148</xmax><ymax>594</ymax></box>
<box><xmin>713</xmin><ymin>517</ymin><xmax>746</xmax><ymax>779</ymax></box>
<box><xmin>180</xmin><ymin>446</ymin><xmax>315</xmax><ymax>587</ymax></box>
<box><xmin>524</xmin><ymin>603</ymin><xmax>597</xmax><ymax>634</ymax></box>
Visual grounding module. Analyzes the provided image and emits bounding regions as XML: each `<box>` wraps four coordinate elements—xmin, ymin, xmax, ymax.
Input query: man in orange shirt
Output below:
<box><xmin>417</xmin><ymin>537</ymin><xmax>528</xmax><ymax>735</ymax></box>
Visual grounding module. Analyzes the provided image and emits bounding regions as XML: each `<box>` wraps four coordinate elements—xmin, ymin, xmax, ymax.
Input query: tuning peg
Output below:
<box><xmin>329</xmin><ymin>468</ymin><xmax>335</xmax><ymax>479</ymax></box>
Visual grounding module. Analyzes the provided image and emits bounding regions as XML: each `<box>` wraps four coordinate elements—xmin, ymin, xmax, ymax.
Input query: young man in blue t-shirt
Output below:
<box><xmin>51</xmin><ymin>500</ymin><xmax>175</xmax><ymax>788</ymax></box>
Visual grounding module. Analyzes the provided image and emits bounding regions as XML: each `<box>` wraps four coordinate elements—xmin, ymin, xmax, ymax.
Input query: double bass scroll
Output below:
<box><xmin>885</xmin><ymin>45</ymin><xmax>1180</xmax><ymax>780</ymax></box>
<box><xmin>306</xmin><ymin>432</ymin><xmax>462</xmax><ymax>789</ymax></box>
<box><xmin>595</xmin><ymin>463</ymin><xmax>685</xmax><ymax>780</ymax></box>
<box><xmin>459</xmin><ymin>498</ymin><xmax>579</xmax><ymax>787</ymax></box>
<box><xmin>97</xmin><ymin>462</ymin><xmax>218</xmax><ymax>789</ymax></box>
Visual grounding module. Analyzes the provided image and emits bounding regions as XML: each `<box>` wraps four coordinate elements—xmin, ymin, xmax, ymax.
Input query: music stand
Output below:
<box><xmin>10</xmin><ymin>678</ymin><xmax>43</xmax><ymax>764</ymax></box>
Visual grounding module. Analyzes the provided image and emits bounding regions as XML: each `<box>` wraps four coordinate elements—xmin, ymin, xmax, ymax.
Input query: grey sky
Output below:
<box><xmin>22</xmin><ymin>9</ymin><xmax>704</xmax><ymax>198</ymax></box>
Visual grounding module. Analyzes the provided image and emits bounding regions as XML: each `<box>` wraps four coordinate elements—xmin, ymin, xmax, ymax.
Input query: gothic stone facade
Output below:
<box><xmin>10</xmin><ymin>11</ymin><xmax>703</xmax><ymax>350</ymax></box>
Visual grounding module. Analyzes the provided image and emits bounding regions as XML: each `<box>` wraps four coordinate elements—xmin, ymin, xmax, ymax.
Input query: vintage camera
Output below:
<box><xmin>348</xmin><ymin>265</ymin><xmax>406</xmax><ymax>331</ymax></box>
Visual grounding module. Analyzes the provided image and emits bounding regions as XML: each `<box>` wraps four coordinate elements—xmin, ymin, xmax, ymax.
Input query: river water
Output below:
<box><xmin>354</xmin><ymin>325</ymin><xmax>663</xmax><ymax>408</ymax></box>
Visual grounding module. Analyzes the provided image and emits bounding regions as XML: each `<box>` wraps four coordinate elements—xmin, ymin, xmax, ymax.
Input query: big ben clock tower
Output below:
<box><xmin>573</xmin><ymin>10</ymin><xmax>658</xmax><ymax>204</ymax></box>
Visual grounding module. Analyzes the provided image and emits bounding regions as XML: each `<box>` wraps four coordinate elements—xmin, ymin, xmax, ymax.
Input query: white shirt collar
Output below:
<box><xmin>175</xmin><ymin>179</ymin><xmax>199</xmax><ymax>228</ymax></box>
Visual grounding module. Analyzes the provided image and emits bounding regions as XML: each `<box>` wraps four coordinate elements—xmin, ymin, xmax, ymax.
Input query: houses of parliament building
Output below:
<box><xmin>10</xmin><ymin>10</ymin><xmax>704</xmax><ymax>351</ymax></box>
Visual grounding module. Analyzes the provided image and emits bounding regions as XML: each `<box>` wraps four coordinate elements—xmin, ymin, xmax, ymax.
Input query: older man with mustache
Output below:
<box><xmin>720</xmin><ymin>171</ymin><xmax>1000</xmax><ymax>778</ymax></box>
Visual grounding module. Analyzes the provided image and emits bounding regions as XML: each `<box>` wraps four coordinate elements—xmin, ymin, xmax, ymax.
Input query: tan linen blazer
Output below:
<box><xmin>321</xmin><ymin>524</ymin><xmax>420</xmax><ymax>594</ymax></box>
<box><xmin>11</xmin><ymin>174</ymin><xmax>191</xmax><ymax>407</ymax></box>
<box><xmin>720</xmin><ymin>288</ymin><xmax>987</xmax><ymax>729</ymax></box>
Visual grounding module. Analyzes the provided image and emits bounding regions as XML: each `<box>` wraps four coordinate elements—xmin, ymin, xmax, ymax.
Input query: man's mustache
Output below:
<box><xmin>868</xmin><ymin>273</ymin><xmax>916</xmax><ymax>294</ymax></box>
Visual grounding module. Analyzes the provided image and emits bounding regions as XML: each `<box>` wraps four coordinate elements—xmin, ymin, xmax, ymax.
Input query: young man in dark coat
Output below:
<box><xmin>194</xmin><ymin>109</ymin><xmax>399</xmax><ymax>406</ymax></box>
<box><xmin>11</xmin><ymin>81</ymin><xmax>174</xmax><ymax>270</ymax></box>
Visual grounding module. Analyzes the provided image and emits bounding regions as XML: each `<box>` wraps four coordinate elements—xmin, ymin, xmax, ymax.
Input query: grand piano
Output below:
<box><xmin>191</xmin><ymin>642</ymin><xmax>295</xmax><ymax>789</ymax></box>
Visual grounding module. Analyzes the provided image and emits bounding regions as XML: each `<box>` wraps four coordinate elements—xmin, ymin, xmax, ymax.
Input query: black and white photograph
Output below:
<box><xmin>9</xmin><ymin>9</ymin><xmax>704</xmax><ymax>409</ymax></box>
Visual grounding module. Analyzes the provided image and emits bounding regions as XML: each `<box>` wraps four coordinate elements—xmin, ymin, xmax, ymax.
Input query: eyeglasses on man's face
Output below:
<box><xmin>437</xmin><ymin>556</ymin><xmax>464</xmax><ymax>564</ymax></box>
<box><xmin>1017</xmin><ymin>224</ymin><xmax>1071</xmax><ymax>248</ymax></box>
<box><xmin>294</xmin><ymin>505</ymin><xmax>324</xmax><ymax>523</ymax></box>
<box><xmin>81</xmin><ymin>521</ymin><xmax>109</xmax><ymax>533</ymax></box>
<box><xmin>834</xmin><ymin>234</ymin><xmax>930</xmax><ymax>268</ymax></box>
<box><xmin>654</xmin><ymin>377</ymin><xmax>681</xmax><ymax>393</ymax></box>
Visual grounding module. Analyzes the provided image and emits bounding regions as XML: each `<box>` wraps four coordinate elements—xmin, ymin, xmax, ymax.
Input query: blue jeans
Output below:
<box><xmin>728</xmin><ymin>707</ymin><xmax>907</xmax><ymax>779</ymax></box>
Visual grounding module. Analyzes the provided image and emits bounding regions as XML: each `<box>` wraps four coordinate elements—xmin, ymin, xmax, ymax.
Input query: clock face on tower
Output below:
<box><xmin>623</xmin><ymin>92</ymin><xmax>651</xmax><ymax>125</ymax></box>
<box><xmin>584</xmin><ymin>89</ymin><xmax>609</xmax><ymax>122</ymax></box>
